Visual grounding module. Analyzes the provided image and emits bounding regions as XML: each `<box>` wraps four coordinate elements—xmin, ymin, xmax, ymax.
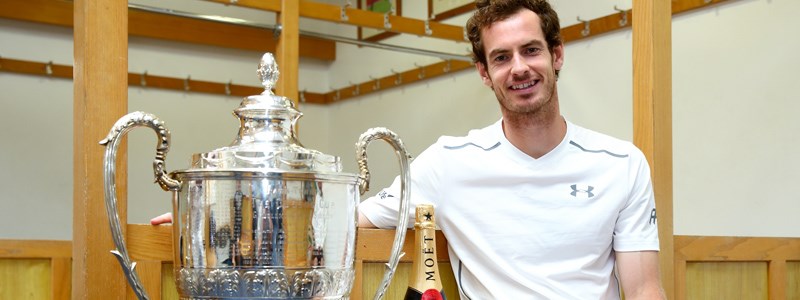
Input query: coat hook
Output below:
<box><xmin>184</xmin><ymin>75</ymin><xmax>191</xmax><ymax>91</ymax></box>
<box><xmin>576</xmin><ymin>16</ymin><xmax>590</xmax><ymax>37</ymax></box>
<box><xmin>299</xmin><ymin>90</ymin><xmax>306</xmax><ymax>103</ymax></box>
<box><xmin>340</xmin><ymin>2</ymin><xmax>350</xmax><ymax>22</ymax></box>
<box><xmin>369</xmin><ymin>75</ymin><xmax>380</xmax><ymax>90</ymax></box>
<box><xmin>415</xmin><ymin>63</ymin><xmax>425</xmax><ymax>79</ymax></box>
<box><xmin>333</xmin><ymin>87</ymin><xmax>341</xmax><ymax>101</ymax></box>
<box><xmin>45</xmin><ymin>61</ymin><xmax>53</xmax><ymax>76</ymax></box>
<box><xmin>463</xmin><ymin>27</ymin><xmax>469</xmax><ymax>41</ymax></box>
<box><xmin>350</xmin><ymin>81</ymin><xmax>360</xmax><ymax>96</ymax></box>
<box><xmin>424</xmin><ymin>20</ymin><xmax>433</xmax><ymax>36</ymax></box>
<box><xmin>273</xmin><ymin>24</ymin><xmax>283</xmax><ymax>39</ymax></box>
<box><xmin>228</xmin><ymin>0</ymin><xmax>237</xmax><ymax>4</ymax></box>
<box><xmin>140</xmin><ymin>71</ymin><xmax>148</xmax><ymax>87</ymax></box>
<box><xmin>391</xmin><ymin>69</ymin><xmax>402</xmax><ymax>85</ymax></box>
<box><xmin>383</xmin><ymin>12</ymin><xmax>392</xmax><ymax>30</ymax></box>
<box><xmin>704</xmin><ymin>0</ymin><xmax>712</xmax><ymax>3</ymax></box>
<box><xmin>225</xmin><ymin>80</ymin><xmax>232</xmax><ymax>96</ymax></box>
<box><xmin>443</xmin><ymin>60</ymin><xmax>451</xmax><ymax>73</ymax></box>
<box><xmin>613</xmin><ymin>6</ymin><xmax>628</xmax><ymax>27</ymax></box>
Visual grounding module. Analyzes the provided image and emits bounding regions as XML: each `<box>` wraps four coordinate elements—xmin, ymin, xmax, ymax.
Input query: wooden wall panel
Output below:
<box><xmin>0</xmin><ymin>259</ymin><xmax>51</xmax><ymax>299</ymax></box>
<box><xmin>162</xmin><ymin>263</ymin><xmax>179</xmax><ymax>300</ymax></box>
<box><xmin>686</xmin><ymin>262</ymin><xmax>768</xmax><ymax>299</ymax></box>
<box><xmin>787</xmin><ymin>261</ymin><xmax>800</xmax><ymax>299</ymax></box>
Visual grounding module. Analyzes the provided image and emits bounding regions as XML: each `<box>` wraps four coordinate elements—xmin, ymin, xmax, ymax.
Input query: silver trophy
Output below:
<box><xmin>100</xmin><ymin>53</ymin><xmax>411</xmax><ymax>300</ymax></box>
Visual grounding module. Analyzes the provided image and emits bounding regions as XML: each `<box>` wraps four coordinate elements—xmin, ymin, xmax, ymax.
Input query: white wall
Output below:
<box><xmin>1</xmin><ymin>0</ymin><xmax>799</xmax><ymax>240</ymax></box>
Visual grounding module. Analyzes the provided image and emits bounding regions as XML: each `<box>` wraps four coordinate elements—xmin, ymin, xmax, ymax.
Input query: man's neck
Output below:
<box><xmin>502</xmin><ymin>111</ymin><xmax>567</xmax><ymax>159</ymax></box>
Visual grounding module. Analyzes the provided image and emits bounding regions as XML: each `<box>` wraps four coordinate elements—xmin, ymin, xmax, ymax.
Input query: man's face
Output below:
<box><xmin>476</xmin><ymin>9</ymin><xmax>564</xmax><ymax>118</ymax></box>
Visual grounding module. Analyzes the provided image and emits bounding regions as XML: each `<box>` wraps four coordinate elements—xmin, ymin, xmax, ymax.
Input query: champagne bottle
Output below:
<box><xmin>404</xmin><ymin>204</ymin><xmax>447</xmax><ymax>300</ymax></box>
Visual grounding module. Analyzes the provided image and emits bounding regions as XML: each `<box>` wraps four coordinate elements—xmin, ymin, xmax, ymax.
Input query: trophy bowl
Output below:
<box><xmin>100</xmin><ymin>53</ymin><xmax>411</xmax><ymax>300</ymax></box>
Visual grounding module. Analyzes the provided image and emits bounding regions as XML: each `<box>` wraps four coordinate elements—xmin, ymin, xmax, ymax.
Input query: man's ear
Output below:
<box><xmin>552</xmin><ymin>44</ymin><xmax>564</xmax><ymax>72</ymax></box>
<box><xmin>476</xmin><ymin>62</ymin><xmax>492</xmax><ymax>88</ymax></box>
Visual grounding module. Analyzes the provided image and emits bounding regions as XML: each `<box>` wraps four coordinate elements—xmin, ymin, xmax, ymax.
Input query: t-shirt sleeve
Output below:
<box><xmin>358</xmin><ymin>143</ymin><xmax>441</xmax><ymax>229</ymax></box>
<box><xmin>613</xmin><ymin>148</ymin><xmax>660</xmax><ymax>252</ymax></box>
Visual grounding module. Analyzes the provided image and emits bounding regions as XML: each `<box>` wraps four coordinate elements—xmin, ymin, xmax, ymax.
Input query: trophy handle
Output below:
<box><xmin>356</xmin><ymin>127</ymin><xmax>412</xmax><ymax>300</ymax></box>
<box><xmin>99</xmin><ymin>111</ymin><xmax>181</xmax><ymax>300</ymax></box>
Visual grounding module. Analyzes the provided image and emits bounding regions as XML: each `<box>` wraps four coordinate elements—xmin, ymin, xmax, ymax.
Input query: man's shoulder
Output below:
<box><xmin>568</xmin><ymin>122</ymin><xmax>644</xmax><ymax>159</ymax></box>
<box><xmin>433</xmin><ymin>120</ymin><xmax>503</xmax><ymax>152</ymax></box>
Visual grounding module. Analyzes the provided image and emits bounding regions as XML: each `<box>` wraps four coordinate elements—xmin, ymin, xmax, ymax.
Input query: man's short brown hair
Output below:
<box><xmin>466</xmin><ymin>0</ymin><xmax>563</xmax><ymax>67</ymax></box>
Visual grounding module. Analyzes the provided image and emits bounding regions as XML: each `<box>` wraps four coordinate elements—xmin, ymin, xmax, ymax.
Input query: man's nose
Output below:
<box><xmin>510</xmin><ymin>54</ymin><xmax>529</xmax><ymax>77</ymax></box>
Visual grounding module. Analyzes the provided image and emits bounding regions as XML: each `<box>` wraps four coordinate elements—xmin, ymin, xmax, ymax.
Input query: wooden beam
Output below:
<box><xmin>205</xmin><ymin>0</ymin><xmax>468</xmax><ymax>43</ymax></box>
<box><xmin>73</xmin><ymin>0</ymin><xmax>130</xmax><ymax>298</ymax></box>
<box><xmin>632</xmin><ymin>0</ymin><xmax>673</xmax><ymax>299</ymax></box>
<box><xmin>0</xmin><ymin>57</ymin><xmax>329</xmax><ymax>104</ymax></box>
<box><xmin>0</xmin><ymin>240</ymin><xmax>72</xmax><ymax>258</ymax></box>
<box><xmin>275</xmin><ymin>0</ymin><xmax>300</xmax><ymax>103</ymax></box>
<box><xmin>0</xmin><ymin>0</ymin><xmax>335</xmax><ymax>61</ymax></box>
<box><xmin>324</xmin><ymin>60</ymin><xmax>473</xmax><ymax>104</ymax></box>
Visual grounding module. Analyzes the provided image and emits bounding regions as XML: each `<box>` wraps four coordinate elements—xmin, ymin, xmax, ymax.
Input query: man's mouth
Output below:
<box><xmin>509</xmin><ymin>80</ymin><xmax>538</xmax><ymax>90</ymax></box>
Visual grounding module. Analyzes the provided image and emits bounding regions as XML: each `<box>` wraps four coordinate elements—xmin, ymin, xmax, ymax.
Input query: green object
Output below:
<box><xmin>369</xmin><ymin>0</ymin><xmax>392</xmax><ymax>13</ymax></box>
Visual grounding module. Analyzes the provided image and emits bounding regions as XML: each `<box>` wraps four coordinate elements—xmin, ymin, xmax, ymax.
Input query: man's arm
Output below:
<box><xmin>616</xmin><ymin>250</ymin><xmax>666</xmax><ymax>300</ymax></box>
<box><xmin>358</xmin><ymin>210</ymin><xmax>377</xmax><ymax>228</ymax></box>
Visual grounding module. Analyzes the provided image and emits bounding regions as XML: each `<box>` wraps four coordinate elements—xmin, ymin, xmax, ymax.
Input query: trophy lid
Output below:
<box><xmin>182</xmin><ymin>53</ymin><xmax>341</xmax><ymax>173</ymax></box>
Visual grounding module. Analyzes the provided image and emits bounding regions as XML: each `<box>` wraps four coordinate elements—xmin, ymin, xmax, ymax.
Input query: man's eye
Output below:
<box><xmin>526</xmin><ymin>47</ymin><xmax>541</xmax><ymax>55</ymax></box>
<box><xmin>493</xmin><ymin>55</ymin><xmax>508</xmax><ymax>62</ymax></box>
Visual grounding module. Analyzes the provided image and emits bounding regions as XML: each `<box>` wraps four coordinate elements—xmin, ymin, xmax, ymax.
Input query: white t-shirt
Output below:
<box><xmin>358</xmin><ymin>119</ymin><xmax>660</xmax><ymax>299</ymax></box>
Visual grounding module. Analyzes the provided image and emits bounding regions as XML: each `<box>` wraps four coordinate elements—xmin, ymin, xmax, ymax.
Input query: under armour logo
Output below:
<box><xmin>570</xmin><ymin>184</ymin><xmax>595</xmax><ymax>198</ymax></box>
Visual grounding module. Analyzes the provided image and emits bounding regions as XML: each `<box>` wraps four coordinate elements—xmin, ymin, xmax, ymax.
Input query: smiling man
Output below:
<box><xmin>358</xmin><ymin>0</ymin><xmax>666</xmax><ymax>299</ymax></box>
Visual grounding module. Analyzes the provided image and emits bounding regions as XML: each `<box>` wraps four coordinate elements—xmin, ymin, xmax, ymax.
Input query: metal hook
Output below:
<box><xmin>225</xmin><ymin>80</ymin><xmax>232</xmax><ymax>96</ymax></box>
<box><xmin>340</xmin><ymin>1</ymin><xmax>350</xmax><ymax>22</ymax></box>
<box><xmin>45</xmin><ymin>61</ymin><xmax>53</xmax><ymax>76</ymax></box>
<box><xmin>299</xmin><ymin>90</ymin><xmax>306</xmax><ymax>103</ymax></box>
<box><xmin>370</xmin><ymin>75</ymin><xmax>380</xmax><ymax>90</ymax></box>
<box><xmin>273</xmin><ymin>24</ymin><xmax>283</xmax><ymax>39</ymax></box>
<box><xmin>184</xmin><ymin>75</ymin><xmax>191</xmax><ymax>91</ymax></box>
<box><xmin>443</xmin><ymin>60</ymin><xmax>451</xmax><ymax>73</ymax></box>
<box><xmin>424</xmin><ymin>20</ymin><xmax>433</xmax><ymax>36</ymax></box>
<box><xmin>383</xmin><ymin>12</ymin><xmax>392</xmax><ymax>30</ymax></box>
<box><xmin>333</xmin><ymin>87</ymin><xmax>341</xmax><ymax>101</ymax></box>
<box><xmin>614</xmin><ymin>6</ymin><xmax>628</xmax><ymax>27</ymax></box>
<box><xmin>704</xmin><ymin>0</ymin><xmax>712</xmax><ymax>3</ymax></box>
<box><xmin>140</xmin><ymin>71</ymin><xmax>147</xmax><ymax>87</ymax></box>
<box><xmin>415</xmin><ymin>63</ymin><xmax>425</xmax><ymax>79</ymax></box>
<box><xmin>463</xmin><ymin>27</ymin><xmax>469</xmax><ymax>41</ymax></box>
<box><xmin>391</xmin><ymin>69</ymin><xmax>402</xmax><ymax>85</ymax></box>
<box><xmin>229</xmin><ymin>0</ymin><xmax>237</xmax><ymax>4</ymax></box>
<box><xmin>577</xmin><ymin>16</ymin><xmax>590</xmax><ymax>37</ymax></box>
<box><xmin>350</xmin><ymin>81</ymin><xmax>359</xmax><ymax>96</ymax></box>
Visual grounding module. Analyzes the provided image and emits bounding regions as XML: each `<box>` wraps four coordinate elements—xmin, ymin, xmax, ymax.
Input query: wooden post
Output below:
<box><xmin>276</xmin><ymin>0</ymin><xmax>300</xmax><ymax>104</ymax></box>
<box><xmin>632</xmin><ymin>0</ymin><xmax>674</xmax><ymax>298</ymax></box>
<box><xmin>73</xmin><ymin>0</ymin><xmax>129</xmax><ymax>298</ymax></box>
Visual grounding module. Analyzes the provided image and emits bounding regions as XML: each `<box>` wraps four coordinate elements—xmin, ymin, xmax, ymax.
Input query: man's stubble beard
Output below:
<box><xmin>495</xmin><ymin>77</ymin><xmax>558</xmax><ymax>128</ymax></box>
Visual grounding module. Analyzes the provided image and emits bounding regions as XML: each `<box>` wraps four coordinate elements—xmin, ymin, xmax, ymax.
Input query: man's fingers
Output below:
<box><xmin>150</xmin><ymin>212</ymin><xmax>173</xmax><ymax>225</ymax></box>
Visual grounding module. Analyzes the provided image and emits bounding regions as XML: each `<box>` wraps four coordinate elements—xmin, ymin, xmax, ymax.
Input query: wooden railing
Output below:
<box><xmin>3</xmin><ymin>233</ymin><xmax>799</xmax><ymax>299</ymax></box>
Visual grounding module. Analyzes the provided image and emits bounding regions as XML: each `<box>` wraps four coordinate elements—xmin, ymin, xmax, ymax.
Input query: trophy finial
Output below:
<box><xmin>257</xmin><ymin>53</ymin><xmax>280</xmax><ymax>93</ymax></box>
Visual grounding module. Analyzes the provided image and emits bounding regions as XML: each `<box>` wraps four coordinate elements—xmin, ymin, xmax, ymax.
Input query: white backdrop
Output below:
<box><xmin>0</xmin><ymin>0</ymin><xmax>798</xmax><ymax>240</ymax></box>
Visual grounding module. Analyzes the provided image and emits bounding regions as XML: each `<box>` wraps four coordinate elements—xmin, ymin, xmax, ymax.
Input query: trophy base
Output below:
<box><xmin>176</xmin><ymin>267</ymin><xmax>354</xmax><ymax>299</ymax></box>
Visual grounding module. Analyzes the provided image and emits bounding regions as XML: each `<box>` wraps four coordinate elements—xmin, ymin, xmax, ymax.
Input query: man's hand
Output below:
<box><xmin>150</xmin><ymin>212</ymin><xmax>173</xmax><ymax>225</ymax></box>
